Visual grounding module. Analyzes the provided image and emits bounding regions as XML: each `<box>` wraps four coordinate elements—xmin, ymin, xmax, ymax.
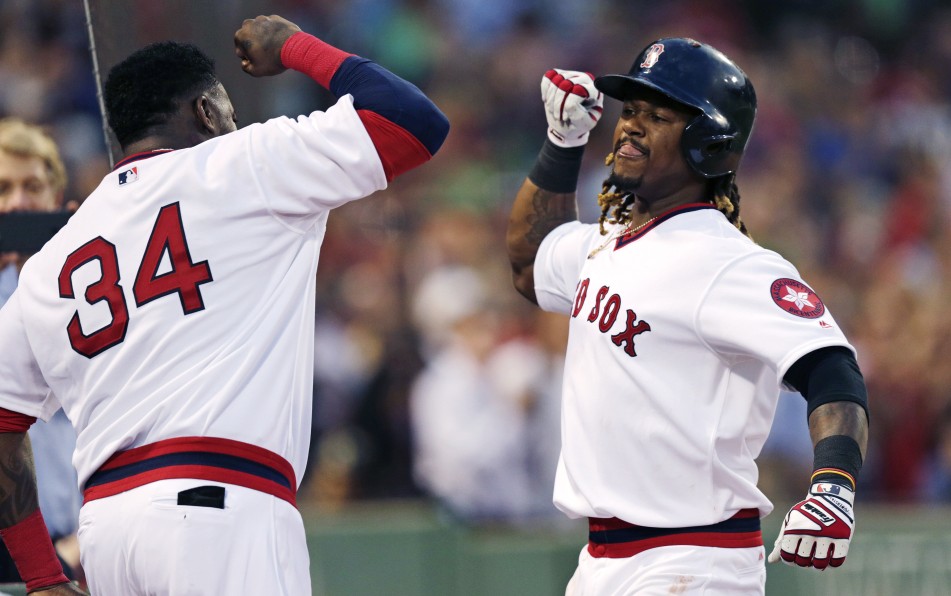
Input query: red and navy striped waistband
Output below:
<box><xmin>587</xmin><ymin>508</ymin><xmax>762</xmax><ymax>558</ymax></box>
<box><xmin>83</xmin><ymin>437</ymin><xmax>297</xmax><ymax>507</ymax></box>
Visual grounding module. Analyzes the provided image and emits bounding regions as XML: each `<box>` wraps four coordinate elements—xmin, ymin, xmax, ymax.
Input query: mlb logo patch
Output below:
<box><xmin>118</xmin><ymin>167</ymin><xmax>138</xmax><ymax>186</ymax></box>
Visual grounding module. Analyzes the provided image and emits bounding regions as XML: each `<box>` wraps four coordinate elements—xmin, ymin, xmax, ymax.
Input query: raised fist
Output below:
<box><xmin>768</xmin><ymin>481</ymin><xmax>856</xmax><ymax>570</ymax></box>
<box><xmin>540</xmin><ymin>69</ymin><xmax>604</xmax><ymax>148</ymax></box>
<box><xmin>234</xmin><ymin>15</ymin><xmax>302</xmax><ymax>77</ymax></box>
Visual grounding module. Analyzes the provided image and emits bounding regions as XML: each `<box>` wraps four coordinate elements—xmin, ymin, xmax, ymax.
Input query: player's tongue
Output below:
<box><xmin>617</xmin><ymin>143</ymin><xmax>645</xmax><ymax>159</ymax></box>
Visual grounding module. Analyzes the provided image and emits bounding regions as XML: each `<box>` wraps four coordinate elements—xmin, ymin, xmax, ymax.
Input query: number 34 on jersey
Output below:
<box><xmin>57</xmin><ymin>202</ymin><xmax>213</xmax><ymax>359</ymax></box>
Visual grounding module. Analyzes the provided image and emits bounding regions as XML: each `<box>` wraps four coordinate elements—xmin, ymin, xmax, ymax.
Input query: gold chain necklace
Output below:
<box><xmin>587</xmin><ymin>216</ymin><xmax>658</xmax><ymax>259</ymax></box>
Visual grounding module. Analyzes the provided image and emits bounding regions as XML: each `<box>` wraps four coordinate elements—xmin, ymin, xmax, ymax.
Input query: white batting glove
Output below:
<box><xmin>768</xmin><ymin>481</ymin><xmax>855</xmax><ymax>570</ymax></box>
<box><xmin>540</xmin><ymin>69</ymin><xmax>604</xmax><ymax>148</ymax></box>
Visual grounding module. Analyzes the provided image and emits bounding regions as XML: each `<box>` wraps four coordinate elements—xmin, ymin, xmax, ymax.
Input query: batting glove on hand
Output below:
<box><xmin>768</xmin><ymin>481</ymin><xmax>855</xmax><ymax>570</ymax></box>
<box><xmin>541</xmin><ymin>69</ymin><xmax>604</xmax><ymax>148</ymax></box>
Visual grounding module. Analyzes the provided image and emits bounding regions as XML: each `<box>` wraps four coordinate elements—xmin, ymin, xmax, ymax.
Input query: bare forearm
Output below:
<box><xmin>506</xmin><ymin>179</ymin><xmax>578</xmax><ymax>303</ymax></box>
<box><xmin>808</xmin><ymin>401</ymin><xmax>868</xmax><ymax>457</ymax></box>
<box><xmin>0</xmin><ymin>432</ymin><xmax>39</xmax><ymax>527</ymax></box>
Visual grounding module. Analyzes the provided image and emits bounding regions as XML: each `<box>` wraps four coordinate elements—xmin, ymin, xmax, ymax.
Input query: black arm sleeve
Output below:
<box><xmin>783</xmin><ymin>346</ymin><xmax>869</xmax><ymax>420</ymax></box>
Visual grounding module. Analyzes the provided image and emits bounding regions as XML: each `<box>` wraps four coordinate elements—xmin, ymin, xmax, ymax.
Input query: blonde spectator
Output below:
<box><xmin>0</xmin><ymin>118</ymin><xmax>83</xmax><ymax>589</ymax></box>
<box><xmin>0</xmin><ymin>118</ymin><xmax>66</xmax><ymax>210</ymax></box>
<box><xmin>0</xmin><ymin>118</ymin><xmax>67</xmax><ymax>280</ymax></box>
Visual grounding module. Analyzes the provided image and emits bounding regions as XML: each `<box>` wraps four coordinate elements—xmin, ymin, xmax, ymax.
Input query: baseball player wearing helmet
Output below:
<box><xmin>0</xmin><ymin>14</ymin><xmax>447</xmax><ymax>595</ymax></box>
<box><xmin>507</xmin><ymin>39</ymin><xmax>869</xmax><ymax>595</ymax></box>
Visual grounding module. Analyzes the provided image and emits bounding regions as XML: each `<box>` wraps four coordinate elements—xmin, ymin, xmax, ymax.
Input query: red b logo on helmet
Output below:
<box><xmin>640</xmin><ymin>44</ymin><xmax>665</xmax><ymax>69</ymax></box>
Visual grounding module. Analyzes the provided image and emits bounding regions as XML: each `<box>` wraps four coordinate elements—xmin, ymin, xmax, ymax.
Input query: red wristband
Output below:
<box><xmin>280</xmin><ymin>31</ymin><xmax>353</xmax><ymax>88</ymax></box>
<box><xmin>0</xmin><ymin>509</ymin><xmax>69</xmax><ymax>592</ymax></box>
<box><xmin>0</xmin><ymin>407</ymin><xmax>37</xmax><ymax>432</ymax></box>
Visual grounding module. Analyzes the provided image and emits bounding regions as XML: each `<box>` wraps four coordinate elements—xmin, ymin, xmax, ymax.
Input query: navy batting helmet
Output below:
<box><xmin>595</xmin><ymin>38</ymin><xmax>756</xmax><ymax>179</ymax></box>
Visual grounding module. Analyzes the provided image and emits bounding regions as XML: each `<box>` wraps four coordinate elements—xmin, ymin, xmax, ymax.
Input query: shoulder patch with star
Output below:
<box><xmin>770</xmin><ymin>278</ymin><xmax>825</xmax><ymax>319</ymax></box>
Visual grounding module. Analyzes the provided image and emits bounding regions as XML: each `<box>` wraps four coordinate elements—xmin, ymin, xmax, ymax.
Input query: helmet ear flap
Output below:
<box><xmin>702</xmin><ymin>139</ymin><xmax>733</xmax><ymax>157</ymax></box>
<box><xmin>681</xmin><ymin>118</ymin><xmax>741</xmax><ymax>178</ymax></box>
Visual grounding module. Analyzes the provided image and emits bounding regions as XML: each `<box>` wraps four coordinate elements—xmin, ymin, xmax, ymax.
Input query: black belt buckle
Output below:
<box><xmin>177</xmin><ymin>485</ymin><xmax>225</xmax><ymax>509</ymax></box>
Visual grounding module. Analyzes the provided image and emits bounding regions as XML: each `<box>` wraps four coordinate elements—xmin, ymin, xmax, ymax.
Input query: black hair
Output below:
<box><xmin>104</xmin><ymin>41</ymin><xmax>219</xmax><ymax>147</ymax></box>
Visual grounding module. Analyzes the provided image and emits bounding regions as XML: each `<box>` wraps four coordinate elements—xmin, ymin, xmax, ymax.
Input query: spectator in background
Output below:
<box><xmin>410</xmin><ymin>266</ymin><xmax>554</xmax><ymax>523</ymax></box>
<box><xmin>0</xmin><ymin>118</ymin><xmax>66</xmax><ymax>295</ymax></box>
<box><xmin>484</xmin><ymin>308</ymin><xmax>571</xmax><ymax>522</ymax></box>
<box><xmin>0</xmin><ymin>118</ymin><xmax>83</xmax><ymax>586</ymax></box>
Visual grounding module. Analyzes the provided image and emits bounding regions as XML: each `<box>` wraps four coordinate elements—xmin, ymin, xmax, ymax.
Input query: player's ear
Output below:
<box><xmin>193</xmin><ymin>95</ymin><xmax>217</xmax><ymax>136</ymax></box>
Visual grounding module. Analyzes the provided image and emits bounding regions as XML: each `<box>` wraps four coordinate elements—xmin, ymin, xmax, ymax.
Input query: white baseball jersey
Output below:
<box><xmin>533</xmin><ymin>203</ymin><xmax>853</xmax><ymax>527</ymax></box>
<box><xmin>0</xmin><ymin>95</ymin><xmax>385</xmax><ymax>494</ymax></box>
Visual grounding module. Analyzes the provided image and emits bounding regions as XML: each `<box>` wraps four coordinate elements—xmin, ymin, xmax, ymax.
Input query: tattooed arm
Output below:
<box><xmin>809</xmin><ymin>402</ymin><xmax>868</xmax><ymax>460</ymax></box>
<box><xmin>784</xmin><ymin>347</ymin><xmax>870</xmax><ymax>468</ymax></box>
<box><xmin>506</xmin><ymin>179</ymin><xmax>579</xmax><ymax>304</ymax></box>
<box><xmin>0</xmin><ymin>432</ymin><xmax>39</xmax><ymax>528</ymax></box>
<box><xmin>509</xmin><ymin>67</ymin><xmax>601</xmax><ymax>304</ymax></box>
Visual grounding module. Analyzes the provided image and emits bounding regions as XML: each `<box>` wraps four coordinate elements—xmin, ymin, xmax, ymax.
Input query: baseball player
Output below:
<box><xmin>506</xmin><ymin>39</ymin><xmax>869</xmax><ymax>594</ymax></box>
<box><xmin>0</xmin><ymin>14</ymin><xmax>448</xmax><ymax>595</ymax></box>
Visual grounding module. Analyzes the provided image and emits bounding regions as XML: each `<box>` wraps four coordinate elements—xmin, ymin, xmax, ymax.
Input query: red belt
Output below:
<box><xmin>83</xmin><ymin>436</ymin><xmax>297</xmax><ymax>506</ymax></box>
<box><xmin>587</xmin><ymin>508</ymin><xmax>762</xmax><ymax>558</ymax></box>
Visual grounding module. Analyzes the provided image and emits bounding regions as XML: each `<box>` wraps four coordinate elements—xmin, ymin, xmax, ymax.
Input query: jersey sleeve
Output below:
<box><xmin>696</xmin><ymin>250</ymin><xmax>854</xmax><ymax>382</ymax></box>
<box><xmin>281</xmin><ymin>32</ymin><xmax>449</xmax><ymax>183</ymax></box>
<box><xmin>0</xmin><ymin>291</ymin><xmax>59</xmax><ymax>421</ymax></box>
<box><xmin>241</xmin><ymin>95</ymin><xmax>389</xmax><ymax>229</ymax></box>
<box><xmin>334</xmin><ymin>60</ymin><xmax>449</xmax><ymax>181</ymax></box>
<box><xmin>532</xmin><ymin>221</ymin><xmax>600</xmax><ymax>314</ymax></box>
<box><xmin>223</xmin><ymin>31</ymin><xmax>449</xmax><ymax>231</ymax></box>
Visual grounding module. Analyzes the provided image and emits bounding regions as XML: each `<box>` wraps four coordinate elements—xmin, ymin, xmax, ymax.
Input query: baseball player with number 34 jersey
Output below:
<box><xmin>507</xmin><ymin>39</ymin><xmax>869</xmax><ymax>595</ymax></box>
<box><xmin>0</xmin><ymin>14</ymin><xmax>448</xmax><ymax>595</ymax></box>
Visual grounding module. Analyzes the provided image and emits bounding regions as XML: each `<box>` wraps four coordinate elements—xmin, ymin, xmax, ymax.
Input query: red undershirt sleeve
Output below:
<box><xmin>280</xmin><ymin>32</ymin><xmax>352</xmax><ymax>89</ymax></box>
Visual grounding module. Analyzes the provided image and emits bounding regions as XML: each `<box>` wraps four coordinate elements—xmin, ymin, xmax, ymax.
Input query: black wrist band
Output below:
<box><xmin>528</xmin><ymin>138</ymin><xmax>585</xmax><ymax>193</ymax></box>
<box><xmin>813</xmin><ymin>435</ymin><xmax>863</xmax><ymax>486</ymax></box>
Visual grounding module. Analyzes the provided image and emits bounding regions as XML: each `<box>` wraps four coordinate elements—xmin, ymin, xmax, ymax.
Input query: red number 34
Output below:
<box><xmin>57</xmin><ymin>203</ymin><xmax>213</xmax><ymax>358</ymax></box>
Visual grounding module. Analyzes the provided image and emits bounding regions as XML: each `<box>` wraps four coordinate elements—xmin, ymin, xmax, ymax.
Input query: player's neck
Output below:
<box><xmin>119</xmin><ymin>137</ymin><xmax>179</xmax><ymax>160</ymax></box>
<box><xmin>639</xmin><ymin>186</ymin><xmax>709</xmax><ymax>219</ymax></box>
<box><xmin>118</xmin><ymin>129</ymin><xmax>209</xmax><ymax>161</ymax></box>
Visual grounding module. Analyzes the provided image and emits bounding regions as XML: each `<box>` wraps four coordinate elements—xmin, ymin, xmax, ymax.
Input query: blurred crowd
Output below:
<box><xmin>4</xmin><ymin>0</ymin><xmax>951</xmax><ymax>526</ymax></box>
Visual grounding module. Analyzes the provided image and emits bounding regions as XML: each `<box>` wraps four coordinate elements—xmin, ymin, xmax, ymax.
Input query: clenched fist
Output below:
<box><xmin>540</xmin><ymin>69</ymin><xmax>604</xmax><ymax>148</ymax></box>
<box><xmin>234</xmin><ymin>15</ymin><xmax>302</xmax><ymax>77</ymax></box>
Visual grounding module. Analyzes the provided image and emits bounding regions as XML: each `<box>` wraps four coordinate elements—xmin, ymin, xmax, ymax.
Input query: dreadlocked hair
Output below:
<box><xmin>597</xmin><ymin>151</ymin><xmax>636</xmax><ymax>235</ymax></box>
<box><xmin>710</xmin><ymin>174</ymin><xmax>752</xmax><ymax>240</ymax></box>
<box><xmin>598</xmin><ymin>151</ymin><xmax>753</xmax><ymax>240</ymax></box>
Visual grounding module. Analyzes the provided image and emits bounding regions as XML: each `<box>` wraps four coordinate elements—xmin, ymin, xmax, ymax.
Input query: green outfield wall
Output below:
<box><xmin>304</xmin><ymin>501</ymin><xmax>951</xmax><ymax>596</ymax></box>
<box><xmin>3</xmin><ymin>502</ymin><xmax>946</xmax><ymax>596</ymax></box>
